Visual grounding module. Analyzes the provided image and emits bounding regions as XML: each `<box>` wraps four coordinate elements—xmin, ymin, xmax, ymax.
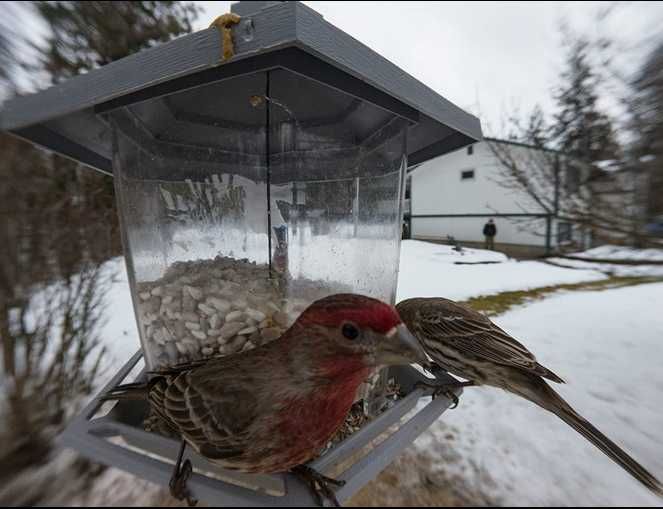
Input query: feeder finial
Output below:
<box><xmin>209</xmin><ymin>13</ymin><xmax>241</xmax><ymax>61</ymax></box>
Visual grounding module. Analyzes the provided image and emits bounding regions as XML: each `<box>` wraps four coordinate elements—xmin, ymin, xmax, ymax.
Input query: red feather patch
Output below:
<box><xmin>298</xmin><ymin>294</ymin><xmax>401</xmax><ymax>334</ymax></box>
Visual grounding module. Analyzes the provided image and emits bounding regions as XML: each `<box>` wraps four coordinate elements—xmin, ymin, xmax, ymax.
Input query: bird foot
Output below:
<box><xmin>169</xmin><ymin>443</ymin><xmax>197</xmax><ymax>507</ymax></box>
<box><xmin>292</xmin><ymin>465</ymin><xmax>346</xmax><ymax>507</ymax></box>
<box><xmin>413</xmin><ymin>380</ymin><xmax>475</xmax><ymax>408</ymax></box>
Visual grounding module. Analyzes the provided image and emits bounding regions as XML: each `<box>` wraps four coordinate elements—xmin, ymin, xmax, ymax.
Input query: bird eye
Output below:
<box><xmin>342</xmin><ymin>322</ymin><xmax>360</xmax><ymax>340</ymax></box>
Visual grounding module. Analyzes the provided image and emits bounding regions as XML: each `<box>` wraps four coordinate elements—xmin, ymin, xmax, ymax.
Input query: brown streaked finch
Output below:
<box><xmin>397</xmin><ymin>296</ymin><xmax>663</xmax><ymax>497</ymax></box>
<box><xmin>102</xmin><ymin>294</ymin><xmax>427</xmax><ymax>506</ymax></box>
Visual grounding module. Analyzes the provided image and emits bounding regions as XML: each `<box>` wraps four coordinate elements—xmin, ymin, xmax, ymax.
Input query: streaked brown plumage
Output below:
<box><xmin>104</xmin><ymin>294</ymin><xmax>427</xmax><ymax>474</ymax></box>
<box><xmin>397</xmin><ymin>296</ymin><xmax>663</xmax><ymax>497</ymax></box>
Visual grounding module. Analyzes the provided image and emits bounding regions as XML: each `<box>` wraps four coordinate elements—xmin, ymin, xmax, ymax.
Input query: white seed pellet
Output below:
<box><xmin>202</xmin><ymin>347</ymin><xmax>214</xmax><ymax>356</ymax></box>
<box><xmin>230</xmin><ymin>335</ymin><xmax>247</xmax><ymax>351</ymax></box>
<box><xmin>139</xmin><ymin>291</ymin><xmax>151</xmax><ymax>300</ymax></box>
<box><xmin>182</xmin><ymin>294</ymin><xmax>195</xmax><ymax>312</ymax></box>
<box><xmin>231</xmin><ymin>299</ymin><xmax>247</xmax><ymax>310</ymax></box>
<box><xmin>219</xmin><ymin>321</ymin><xmax>244</xmax><ymax>339</ymax></box>
<box><xmin>208</xmin><ymin>297</ymin><xmax>231</xmax><ymax>313</ymax></box>
<box><xmin>245</xmin><ymin>308</ymin><xmax>266</xmax><ymax>322</ymax></box>
<box><xmin>237</xmin><ymin>326</ymin><xmax>257</xmax><ymax>336</ymax></box>
<box><xmin>185</xmin><ymin>321</ymin><xmax>201</xmax><ymax>331</ymax></box>
<box><xmin>209</xmin><ymin>314</ymin><xmax>221</xmax><ymax>330</ymax></box>
<box><xmin>151</xmin><ymin>286</ymin><xmax>163</xmax><ymax>296</ymax></box>
<box><xmin>191</xmin><ymin>329</ymin><xmax>207</xmax><ymax>340</ymax></box>
<box><xmin>225</xmin><ymin>310</ymin><xmax>244</xmax><ymax>322</ymax></box>
<box><xmin>186</xmin><ymin>285</ymin><xmax>203</xmax><ymax>300</ymax></box>
<box><xmin>144</xmin><ymin>296</ymin><xmax>160</xmax><ymax>314</ymax></box>
<box><xmin>198</xmin><ymin>303</ymin><xmax>216</xmax><ymax>316</ymax></box>
<box><xmin>208</xmin><ymin>328</ymin><xmax>222</xmax><ymax>337</ymax></box>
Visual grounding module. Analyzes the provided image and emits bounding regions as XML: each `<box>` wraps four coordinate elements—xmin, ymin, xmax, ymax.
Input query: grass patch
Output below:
<box><xmin>460</xmin><ymin>275</ymin><xmax>663</xmax><ymax>316</ymax></box>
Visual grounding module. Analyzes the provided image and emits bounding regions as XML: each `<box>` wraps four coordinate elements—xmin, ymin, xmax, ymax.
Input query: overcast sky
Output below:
<box><xmin>197</xmin><ymin>1</ymin><xmax>663</xmax><ymax>136</ymax></box>
<box><xmin>4</xmin><ymin>1</ymin><xmax>663</xmax><ymax>136</ymax></box>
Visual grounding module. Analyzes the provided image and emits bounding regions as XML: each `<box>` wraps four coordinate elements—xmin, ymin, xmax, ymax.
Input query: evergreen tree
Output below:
<box><xmin>632</xmin><ymin>42</ymin><xmax>663</xmax><ymax>219</ymax></box>
<box><xmin>551</xmin><ymin>36</ymin><xmax>621</xmax><ymax>163</ymax></box>
<box><xmin>33</xmin><ymin>1</ymin><xmax>200</xmax><ymax>83</ymax></box>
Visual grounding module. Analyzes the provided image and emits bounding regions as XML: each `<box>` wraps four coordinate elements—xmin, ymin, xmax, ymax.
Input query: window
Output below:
<box><xmin>467</xmin><ymin>145</ymin><xmax>474</xmax><ymax>155</ymax></box>
<box><xmin>558</xmin><ymin>222</ymin><xmax>572</xmax><ymax>243</ymax></box>
<box><xmin>461</xmin><ymin>169</ymin><xmax>475</xmax><ymax>180</ymax></box>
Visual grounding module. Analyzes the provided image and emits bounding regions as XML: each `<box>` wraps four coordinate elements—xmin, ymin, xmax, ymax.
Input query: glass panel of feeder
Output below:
<box><xmin>110</xmin><ymin>71</ymin><xmax>271</xmax><ymax>370</ymax></box>
<box><xmin>267</xmin><ymin>68</ymin><xmax>408</xmax><ymax>308</ymax></box>
<box><xmin>110</xmin><ymin>68</ymin><xmax>408</xmax><ymax>379</ymax></box>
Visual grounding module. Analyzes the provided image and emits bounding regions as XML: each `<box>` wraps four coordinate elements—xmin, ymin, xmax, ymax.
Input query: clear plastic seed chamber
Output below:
<box><xmin>112</xmin><ymin>69</ymin><xmax>407</xmax><ymax>385</ymax></box>
<box><xmin>0</xmin><ymin>1</ymin><xmax>482</xmax><ymax>504</ymax></box>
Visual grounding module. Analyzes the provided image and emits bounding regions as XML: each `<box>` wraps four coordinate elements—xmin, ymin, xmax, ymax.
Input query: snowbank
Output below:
<box><xmin>548</xmin><ymin>256</ymin><xmax>663</xmax><ymax>277</ymax></box>
<box><xmin>570</xmin><ymin>244</ymin><xmax>663</xmax><ymax>262</ymax></box>
<box><xmin>97</xmin><ymin>258</ymin><xmax>141</xmax><ymax>382</ymax></box>
<box><xmin>397</xmin><ymin>240</ymin><xmax>607</xmax><ymax>302</ymax></box>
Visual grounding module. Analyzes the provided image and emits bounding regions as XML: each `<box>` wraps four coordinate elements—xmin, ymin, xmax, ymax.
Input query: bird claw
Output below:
<box><xmin>169</xmin><ymin>448</ymin><xmax>197</xmax><ymax>507</ymax></box>
<box><xmin>414</xmin><ymin>380</ymin><xmax>473</xmax><ymax>409</ymax></box>
<box><xmin>292</xmin><ymin>465</ymin><xmax>346</xmax><ymax>507</ymax></box>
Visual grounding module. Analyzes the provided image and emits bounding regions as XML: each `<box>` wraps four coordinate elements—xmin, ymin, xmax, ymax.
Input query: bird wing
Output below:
<box><xmin>148</xmin><ymin>354</ymin><xmax>261</xmax><ymax>460</ymax></box>
<box><xmin>398</xmin><ymin>298</ymin><xmax>564</xmax><ymax>383</ymax></box>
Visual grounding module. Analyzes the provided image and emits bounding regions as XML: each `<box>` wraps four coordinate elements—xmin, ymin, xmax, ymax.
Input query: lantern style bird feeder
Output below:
<box><xmin>1</xmin><ymin>1</ymin><xmax>481</xmax><ymax>505</ymax></box>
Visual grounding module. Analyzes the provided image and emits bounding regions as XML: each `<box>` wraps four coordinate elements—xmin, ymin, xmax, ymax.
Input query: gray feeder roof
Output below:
<box><xmin>0</xmin><ymin>1</ymin><xmax>482</xmax><ymax>175</ymax></box>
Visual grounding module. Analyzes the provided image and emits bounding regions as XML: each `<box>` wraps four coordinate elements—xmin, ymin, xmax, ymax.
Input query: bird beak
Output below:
<box><xmin>376</xmin><ymin>324</ymin><xmax>429</xmax><ymax>366</ymax></box>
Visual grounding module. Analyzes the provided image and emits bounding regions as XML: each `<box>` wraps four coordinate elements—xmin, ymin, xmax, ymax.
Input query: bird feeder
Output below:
<box><xmin>0</xmin><ymin>1</ymin><xmax>481</xmax><ymax>505</ymax></box>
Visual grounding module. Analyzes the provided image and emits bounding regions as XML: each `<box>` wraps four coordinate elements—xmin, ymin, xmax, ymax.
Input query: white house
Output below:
<box><xmin>406</xmin><ymin>138</ymin><xmax>590</xmax><ymax>255</ymax></box>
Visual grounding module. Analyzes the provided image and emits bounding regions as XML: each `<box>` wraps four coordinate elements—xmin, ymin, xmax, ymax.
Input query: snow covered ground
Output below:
<box><xmin>570</xmin><ymin>244</ymin><xmax>663</xmax><ymax>262</ymax></box>
<box><xmin>97</xmin><ymin>258</ymin><xmax>143</xmax><ymax>381</ymax></box>
<box><xmin>397</xmin><ymin>240</ymin><xmax>607</xmax><ymax>302</ymax></box>
<box><xmin>45</xmin><ymin>241</ymin><xmax>663</xmax><ymax>506</ymax></box>
<box><xmin>416</xmin><ymin>283</ymin><xmax>663</xmax><ymax>506</ymax></box>
<box><xmin>547</xmin><ymin>256</ymin><xmax>663</xmax><ymax>277</ymax></box>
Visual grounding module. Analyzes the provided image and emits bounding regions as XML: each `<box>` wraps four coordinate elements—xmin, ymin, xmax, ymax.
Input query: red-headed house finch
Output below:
<box><xmin>103</xmin><ymin>294</ymin><xmax>427</xmax><ymax>506</ymax></box>
<box><xmin>397</xmin><ymin>297</ymin><xmax>663</xmax><ymax>497</ymax></box>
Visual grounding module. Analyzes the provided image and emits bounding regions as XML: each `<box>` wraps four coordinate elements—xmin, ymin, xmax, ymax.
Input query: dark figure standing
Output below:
<box><xmin>483</xmin><ymin>219</ymin><xmax>497</xmax><ymax>250</ymax></box>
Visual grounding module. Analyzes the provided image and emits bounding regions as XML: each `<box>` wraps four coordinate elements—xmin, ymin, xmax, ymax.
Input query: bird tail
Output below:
<box><xmin>534</xmin><ymin>381</ymin><xmax>663</xmax><ymax>497</ymax></box>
